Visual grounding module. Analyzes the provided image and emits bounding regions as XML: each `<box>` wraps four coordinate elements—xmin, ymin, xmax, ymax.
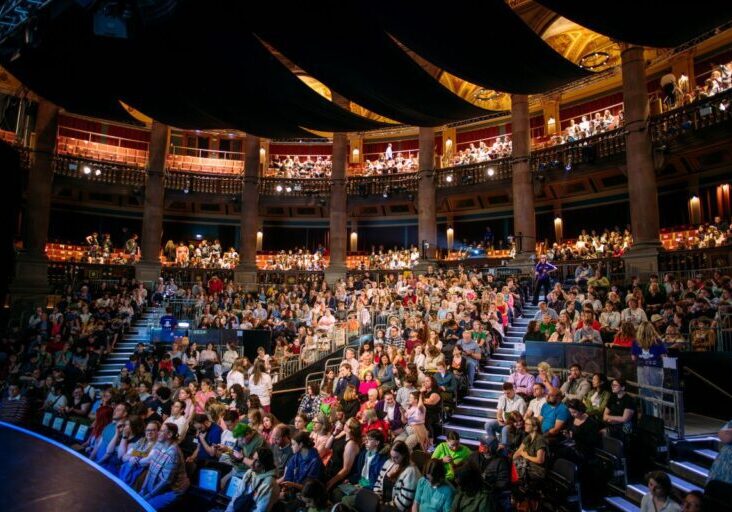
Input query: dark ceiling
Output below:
<box><xmin>2</xmin><ymin>0</ymin><xmax>731</xmax><ymax>138</ymax></box>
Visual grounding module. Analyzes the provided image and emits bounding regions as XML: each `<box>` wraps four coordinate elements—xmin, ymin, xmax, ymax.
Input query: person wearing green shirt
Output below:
<box><xmin>431</xmin><ymin>431</ymin><xmax>471</xmax><ymax>481</ymax></box>
<box><xmin>413</xmin><ymin>459</ymin><xmax>455</xmax><ymax>512</ymax></box>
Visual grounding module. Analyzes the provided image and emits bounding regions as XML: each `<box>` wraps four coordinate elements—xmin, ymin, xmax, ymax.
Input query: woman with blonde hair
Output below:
<box><xmin>632</xmin><ymin>320</ymin><xmax>667</xmax><ymax>415</ymax></box>
<box><xmin>310</xmin><ymin>413</ymin><xmax>333</xmax><ymax>465</ymax></box>
<box><xmin>535</xmin><ymin>362</ymin><xmax>560</xmax><ymax>393</ymax></box>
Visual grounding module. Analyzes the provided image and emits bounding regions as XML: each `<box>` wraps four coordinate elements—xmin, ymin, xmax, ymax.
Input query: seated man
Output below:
<box><xmin>560</xmin><ymin>364</ymin><xmax>591</xmax><ymax>402</ymax></box>
<box><xmin>431</xmin><ymin>431</ymin><xmax>472</xmax><ymax>481</ymax></box>
<box><xmin>538</xmin><ymin>389</ymin><xmax>570</xmax><ymax>442</ymax></box>
<box><xmin>485</xmin><ymin>383</ymin><xmax>527</xmax><ymax>448</ymax></box>
<box><xmin>456</xmin><ymin>330</ymin><xmax>482</xmax><ymax>388</ymax></box>
<box><xmin>225</xmin><ymin>447</ymin><xmax>279</xmax><ymax>512</ymax></box>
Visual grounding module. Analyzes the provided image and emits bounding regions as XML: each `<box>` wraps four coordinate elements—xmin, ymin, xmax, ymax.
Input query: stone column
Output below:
<box><xmin>135</xmin><ymin>121</ymin><xmax>168</xmax><ymax>282</ymax></box>
<box><xmin>235</xmin><ymin>135</ymin><xmax>261</xmax><ymax>288</ymax></box>
<box><xmin>621</xmin><ymin>45</ymin><xmax>662</xmax><ymax>277</ymax></box>
<box><xmin>418</xmin><ymin>127</ymin><xmax>437</xmax><ymax>260</ymax></box>
<box><xmin>511</xmin><ymin>94</ymin><xmax>536</xmax><ymax>259</ymax></box>
<box><xmin>11</xmin><ymin>98</ymin><xmax>59</xmax><ymax>307</ymax></box>
<box><xmin>325</xmin><ymin>132</ymin><xmax>348</xmax><ymax>285</ymax></box>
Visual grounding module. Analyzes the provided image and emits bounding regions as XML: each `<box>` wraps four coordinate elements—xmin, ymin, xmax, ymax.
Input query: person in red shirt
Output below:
<box><xmin>360</xmin><ymin>408</ymin><xmax>390</xmax><ymax>440</ymax></box>
<box><xmin>402</xmin><ymin>288</ymin><xmax>417</xmax><ymax>306</ymax></box>
<box><xmin>207</xmin><ymin>275</ymin><xmax>223</xmax><ymax>294</ymax></box>
<box><xmin>611</xmin><ymin>321</ymin><xmax>636</xmax><ymax>348</ymax></box>
<box><xmin>576</xmin><ymin>309</ymin><xmax>602</xmax><ymax>331</ymax></box>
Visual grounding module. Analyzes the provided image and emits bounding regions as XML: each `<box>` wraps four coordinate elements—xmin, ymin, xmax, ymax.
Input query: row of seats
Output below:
<box><xmin>166</xmin><ymin>153</ymin><xmax>244</xmax><ymax>174</ymax></box>
<box><xmin>57</xmin><ymin>136</ymin><xmax>148</xmax><ymax>168</ymax></box>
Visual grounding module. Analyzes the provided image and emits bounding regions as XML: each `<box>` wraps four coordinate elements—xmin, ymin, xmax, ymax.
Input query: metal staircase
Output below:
<box><xmin>91</xmin><ymin>307</ymin><xmax>164</xmax><ymax>387</ymax></box>
<box><xmin>439</xmin><ymin>304</ymin><xmax>537</xmax><ymax>446</ymax></box>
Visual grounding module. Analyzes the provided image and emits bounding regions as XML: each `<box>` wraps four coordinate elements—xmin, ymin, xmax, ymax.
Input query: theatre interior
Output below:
<box><xmin>0</xmin><ymin>1</ymin><xmax>731</xmax><ymax>511</ymax></box>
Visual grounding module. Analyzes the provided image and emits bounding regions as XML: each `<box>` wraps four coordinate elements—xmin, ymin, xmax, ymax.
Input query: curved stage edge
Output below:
<box><xmin>0</xmin><ymin>421</ymin><xmax>155</xmax><ymax>512</ymax></box>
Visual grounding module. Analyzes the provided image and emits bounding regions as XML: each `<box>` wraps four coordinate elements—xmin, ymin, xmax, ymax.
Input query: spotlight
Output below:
<box><xmin>183</xmin><ymin>178</ymin><xmax>191</xmax><ymax>194</ymax></box>
<box><xmin>285</xmin><ymin>186</ymin><xmax>292</xmax><ymax>193</ymax></box>
<box><xmin>83</xmin><ymin>166</ymin><xmax>92</xmax><ymax>175</ymax></box>
<box><xmin>94</xmin><ymin>169</ymin><xmax>101</xmax><ymax>176</ymax></box>
<box><xmin>382</xmin><ymin>186</ymin><xmax>391</xmax><ymax>199</ymax></box>
<box><xmin>275</xmin><ymin>184</ymin><xmax>283</xmax><ymax>192</ymax></box>
<box><xmin>195</xmin><ymin>234</ymin><xmax>202</xmax><ymax>240</ymax></box>
<box><xmin>446</xmin><ymin>175</ymin><xmax>453</xmax><ymax>183</ymax></box>
<box><xmin>565</xmin><ymin>162</ymin><xmax>572</xmax><ymax>172</ymax></box>
<box><xmin>293</xmin><ymin>184</ymin><xmax>302</xmax><ymax>191</ymax></box>
<box><xmin>487</xmin><ymin>167</ymin><xmax>495</xmax><ymax>177</ymax></box>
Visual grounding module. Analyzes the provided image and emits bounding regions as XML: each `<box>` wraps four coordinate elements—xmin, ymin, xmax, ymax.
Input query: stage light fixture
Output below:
<box><xmin>285</xmin><ymin>186</ymin><xmax>292</xmax><ymax>193</ymax></box>
<box><xmin>446</xmin><ymin>175</ymin><xmax>453</xmax><ymax>183</ymax></box>
<box><xmin>83</xmin><ymin>166</ymin><xmax>91</xmax><ymax>175</ymax></box>
<box><xmin>275</xmin><ymin>184</ymin><xmax>283</xmax><ymax>192</ymax></box>
<box><xmin>565</xmin><ymin>162</ymin><xmax>572</xmax><ymax>172</ymax></box>
<box><xmin>94</xmin><ymin>169</ymin><xmax>101</xmax><ymax>176</ymax></box>
<box><xmin>487</xmin><ymin>167</ymin><xmax>495</xmax><ymax>177</ymax></box>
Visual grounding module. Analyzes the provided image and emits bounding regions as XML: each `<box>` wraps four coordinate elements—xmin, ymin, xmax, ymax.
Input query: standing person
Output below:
<box><xmin>125</xmin><ymin>233</ymin><xmax>139</xmax><ymax>262</ymax></box>
<box><xmin>139</xmin><ymin>423</ymin><xmax>190</xmax><ymax>509</ymax></box>
<box><xmin>632</xmin><ymin>321</ymin><xmax>667</xmax><ymax>416</ymax></box>
<box><xmin>532</xmin><ymin>254</ymin><xmax>557</xmax><ymax>306</ymax></box>
<box><xmin>248</xmin><ymin>361</ymin><xmax>273</xmax><ymax>413</ymax></box>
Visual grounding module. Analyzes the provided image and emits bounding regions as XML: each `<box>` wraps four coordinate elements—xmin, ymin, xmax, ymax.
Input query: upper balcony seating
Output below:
<box><xmin>56</xmin><ymin>135</ymin><xmax>148</xmax><ymax>168</ymax></box>
<box><xmin>166</xmin><ymin>153</ymin><xmax>244</xmax><ymax>174</ymax></box>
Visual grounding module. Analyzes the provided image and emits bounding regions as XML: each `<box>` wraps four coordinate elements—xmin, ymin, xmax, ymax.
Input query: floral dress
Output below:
<box><xmin>708</xmin><ymin>420</ymin><xmax>732</xmax><ymax>485</ymax></box>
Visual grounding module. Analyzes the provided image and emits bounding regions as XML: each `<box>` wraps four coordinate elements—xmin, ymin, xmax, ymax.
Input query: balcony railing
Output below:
<box><xmin>54</xmin><ymin>154</ymin><xmax>146</xmax><ymax>186</ymax></box>
<box><xmin>436</xmin><ymin>158</ymin><xmax>511</xmax><ymax>188</ymax></box>
<box><xmin>259</xmin><ymin>177</ymin><xmax>332</xmax><ymax>196</ymax></box>
<box><xmin>165</xmin><ymin>172</ymin><xmax>242</xmax><ymax>195</ymax></box>
<box><xmin>346</xmin><ymin>172</ymin><xmax>419</xmax><ymax>196</ymax></box>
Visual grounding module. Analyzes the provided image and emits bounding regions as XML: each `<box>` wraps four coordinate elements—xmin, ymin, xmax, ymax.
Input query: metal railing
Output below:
<box><xmin>259</xmin><ymin>176</ymin><xmax>332</xmax><ymax>196</ymax></box>
<box><xmin>165</xmin><ymin>171</ymin><xmax>243</xmax><ymax>195</ymax></box>
<box><xmin>274</xmin><ymin>325</ymin><xmax>347</xmax><ymax>383</ymax></box>
<box><xmin>627</xmin><ymin>380</ymin><xmax>686</xmax><ymax>439</ymax></box>
<box><xmin>346</xmin><ymin>172</ymin><xmax>419</xmax><ymax>196</ymax></box>
<box><xmin>658</xmin><ymin>246</ymin><xmax>732</xmax><ymax>273</ymax></box>
<box><xmin>436</xmin><ymin>157</ymin><xmax>511</xmax><ymax>188</ymax></box>
<box><xmin>54</xmin><ymin>154</ymin><xmax>146</xmax><ymax>186</ymax></box>
<box><xmin>169</xmin><ymin>145</ymin><xmax>244</xmax><ymax>160</ymax></box>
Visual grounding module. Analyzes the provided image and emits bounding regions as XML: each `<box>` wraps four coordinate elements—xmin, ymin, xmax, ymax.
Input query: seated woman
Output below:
<box><xmin>523</xmin><ymin>320</ymin><xmax>547</xmax><ymax>342</ymax></box>
<box><xmin>361</xmin><ymin>408</ymin><xmax>391</xmax><ymax>441</ymax></box>
<box><xmin>118</xmin><ymin>419</ymin><xmax>160</xmax><ymax>489</ymax></box>
<box><xmin>374</xmin><ymin>441</ymin><xmax>421</xmax><ymax>512</ymax></box>
<box><xmin>395</xmin><ymin>391</ymin><xmax>431</xmax><ymax>451</ymax></box>
<box><xmin>373</xmin><ymin>354</ymin><xmax>395</xmax><ymax>390</ymax></box>
<box><xmin>504</xmin><ymin>411</ymin><xmax>526</xmax><ymax>454</ymax></box>
<box><xmin>279</xmin><ymin>431</ymin><xmax>324</xmax><ymax>497</ymax></box>
<box><xmin>603</xmin><ymin>378</ymin><xmax>636</xmax><ymax>440</ymax></box>
<box><xmin>535</xmin><ymin>362</ymin><xmax>560</xmax><ymax>393</ymax></box>
<box><xmin>358</xmin><ymin>371</ymin><xmax>379</xmax><ymax>398</ymax></box>
<box><xmin>340</xmin><ymin>385</ymin><xmax>361</xmax><ymax>420</ymax></box>
<box><xmin>325</xmin><ymin>418</ymin><xmax>362</xmax><ymax>494</ymax></box>
<box><xmin>412</xmin><ymin>459</ymin><xmax>455</xmax><ymax>512</ymax></box>
<box><xmin>583</xmin><ymin>373</ymin><xmax>611</xmax><ymax>419</ymax></box>
<box><xmin>433</xmin><ymin>360</ymin><xmax>456</xmax><ymax>402</ymax></box>
<box><xmin>512</xmin><ymin>417</ymin><xmax>547</xmax><ymax>499</ymax></box>
<box><xmin>297</xmin><ymin>382</ymin><xmax>322</xmax><ymax>421</ymax></box>
<box><xmin>639</xmin><ymin>471</ymin><xmax>682</xmax><ymax>512</ymax></box>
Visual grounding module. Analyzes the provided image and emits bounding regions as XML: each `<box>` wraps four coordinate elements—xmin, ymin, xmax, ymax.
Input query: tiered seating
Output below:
<box><xmin>44</xmin><ymin>243</ymin><xmax>129</xmax><ymax>263</ymax></box>
<box><xmin>166</xmin><ymin>154</ymin><xmax>244</xmax><ymax>174</ymax></box>
<box><xmin>56</xmin><ymin>135</ymin><xmax>148</xmax><ymax>167</ymax></box>
<box><xmin>660</xmin><ymin>226</ymin><xmax>704</xmax><ymax>250</ymax></box>
<box><xmin>0</xmin><ymin>129</ymin><xmax>17</xmax><ymax>144</ymax></box>
<box><xmin>346</xmin><ymin>253</ymin><xmax>370</xmax><ymax>269</ymax></box>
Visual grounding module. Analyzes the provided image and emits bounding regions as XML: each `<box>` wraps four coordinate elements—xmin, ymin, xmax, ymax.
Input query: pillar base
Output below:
<box><xmin>134</xmin><ymin>262</ymin><xmax>162</xmax><ymax>284</ymax></box>
<box><xmin>234</xmin><ymin>265</ymin><xmax>258</xmax><ymax>291</ymax></box>
<box><xmin>622</xmin><ymin>241</ymin><xmax>661</xmax><ymax>281</ymax></box>
<box><xmin>10</xmin><ymin>255</ymin><xmax>51</xmax><ymax>311</ymax></box>
<box><xmin>324</xmin><ymin>267</ymin><xmax>347</xmax><ymax>288</ymax></box>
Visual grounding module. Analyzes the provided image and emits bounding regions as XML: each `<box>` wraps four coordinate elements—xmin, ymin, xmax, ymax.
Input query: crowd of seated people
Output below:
<box><xmin>260</xmin><ymin>249</ymin><xmax>328</xmax><ymax>271</ymax></box>
<box><xmin>545</xmin><ymin>227</ymin><xmax>634</xmax><ymax>261</ymax></box>
<box><xmin>162</xmin><ymin>239</ymin><xmax>240</xmax><ymax>269</ymax></box>
<box><xmin>451</xmin><ymin>136</ymin><xmax>513</xmax><ymax>166</ymax></box>
<box><xmin>352</xmin><ymin>247</ymin><xmax>421</xmax><ymax>270</ymax></box>
<box><xmin>0</xmin><ymin>262</ymin><xmax>545</xmax><ymax>510</ymax></box>
<box><xmin>361</xmin><ymin>149</ymin><xmax>419</xmax><ymax>176</ymax></box>
<box><xmin>1</xmin><ymin>254</ymin><xmax>730</xmax><ymax>509</ymax></box>
<box><xmin>268</xmin><ymin>155</ymin><xmax>333</xmax><ymax>179</ymax></box>
<box><xmin>524</xmin><ymin>270</ymin><xmax>730</xmax><ymax>352</ymax></box>
<box><xmin>670</xmin><ymin>218</ymin><xmax>732</xmax><ymax>250</ymax></box>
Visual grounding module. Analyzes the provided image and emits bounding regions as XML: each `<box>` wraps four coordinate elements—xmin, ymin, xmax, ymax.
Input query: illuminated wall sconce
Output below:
<box><xmin>446</xmin><ymin>226</ymin><xmax>454</xmax><ymax>251</ymax></box>
<box><xmin>256</xmin><ymin>230</ymin><xmax>263</xmax><ymax>251</ymax></box>
<box><xmin>445</xmin><ymin>138</ymin><xmax>453</xmax><ymax>149</ymax></box>
<box><xmin>554</xmin><ymin>216</ymin><xmax>563</xmax><ymax>242</ymax></box>
<box><xmin>547</xmin><ymin>116</ymin><xmax>557</xmax><ymax>135</ymax></box>
<box><xmin>718</xmin><ymin>183</ymin><xmax>730</xmax><ymax>218</ymax></box>
<box><xmin>689</xmin><ymin>196</ymin><xmax>701</xmax><ymax>225</ymax></box>
<box><xmin>350</xmin><ymin>231</ymin><xmax>358</xmax><ymax>252</ymax></box>
<box><xmin>259</xmin><ymin>147</ymin><xmax>266</xmax><ymax>163</ymax></box>
<box><xmin>351</xmin><ymin>148</ymin><xmax>360</xmax><ymax>163</ymax></box>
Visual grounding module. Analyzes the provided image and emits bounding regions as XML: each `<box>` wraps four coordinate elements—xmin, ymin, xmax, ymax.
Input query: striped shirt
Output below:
<box><xmin>374</xmin><ymin>461</ymin><xmax>420</xmax><ymax>512</ymax></box>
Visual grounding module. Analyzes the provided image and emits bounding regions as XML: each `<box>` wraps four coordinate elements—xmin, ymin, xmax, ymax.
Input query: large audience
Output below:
<box><xmin>268</xmin><ymin>155</ymin><xmax>333</xmax><ymax>179</ymax></box>
<box><xmin>451</xmin><ymin>136</ymin><xmax>513</xmax><ymax>166</ymax></box>
<box><xmin>362</xmin><ymin>149</ymin><xmax>419</xmax><ymax>176</ymax></box>
<box><xmin>2</xmin><ymin>255</ymin><xmax>730</xmax><ymax>511</ymax></box>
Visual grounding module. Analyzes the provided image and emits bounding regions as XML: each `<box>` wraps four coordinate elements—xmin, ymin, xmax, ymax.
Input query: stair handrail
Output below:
<box><xmin>683</xmin><ymin>366</ymin><xmax>732</xmax><ymax>401</ymax></box>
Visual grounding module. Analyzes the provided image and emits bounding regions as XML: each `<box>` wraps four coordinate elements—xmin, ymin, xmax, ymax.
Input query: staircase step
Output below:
<box><xmin>490</xmin><ymin>354</ymin><xmax>520</xmax><ymax>362</ymax></box>
<box><xmin>475</xmin><ymin>374</ymin><xmax>505</xmax><ymax>384</ymax></box>
<box><xmin>436</xmin><ymin>435</ymin><xmax>480</xmax><ymax>448</ymax></box>
<box><xmin>604</xmin><ymin>496</ymin><xmax>640</xmax><ymax>512</ymax></box>
<box><xmin>470</xmin><ymin>389</ymin><xmax>502</xmax><ymax>399</ymax></box>
<box><xmin>450</xmin><ymin>414</ymin><xmax>491</xmax><ymax>427</ymax></box>
<box><xmin>668</xmin><ymin>474</ymin><xmax>703</xmax><ymax>494</ymax></box>
<box><xmin>625</xmin><ymin>484</ymin><xmax>645</xmax><ymax>505</ymax></box>
<box><xmin>669</xmin><ymin>460</ymin><xmax>709</xmax><ymax>487</ymax></box>
<box><xmin>693</xmin><ymin>448</ymin><xmax>719</xmax><ymax>462</ymax></box>
<box><xmin>441</xmin><ymin>424</ymin><xmax>486</xmax><ymax>440</ymax></box>
<box><xmin>482</xmin><ymin>365</ymin><xmax>511</xmax><ymax>374</ymax></box>
<box><xmin>455</xmin><ymin>405</ymin><xmax>497</xmax><ymax>417</ymax></box>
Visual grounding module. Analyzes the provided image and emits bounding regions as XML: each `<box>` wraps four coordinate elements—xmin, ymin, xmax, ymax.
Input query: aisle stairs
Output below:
<box><xmin>439</xmin><ymin>303</ymin><xmax>538</xmax><ymax>446</ymax></box>
<box><xmin>604</xmin><ymin>436</ymin><xmax>720</xmax><ymax>511</ymax></box>
<box><xmin>91</xmin><ymin>307</ymin><xmax>164</xmax><ymax>387</ymax></box>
